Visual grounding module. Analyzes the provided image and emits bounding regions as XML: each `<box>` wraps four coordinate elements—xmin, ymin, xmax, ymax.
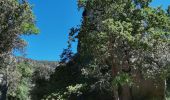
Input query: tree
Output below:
<box><xmin>0</xmin><ymin>0</ymin><xmax>38</xmax><ymax>99</ymax></box>
<box><xmin>62</xmin><ymin>0</ymin><xmax>170</xmax><ymax>99</ymax></box>
<box><xmin>0</xmin><ymin>0</ymin><xmax>38</xmax><ymax>55</ymax></box>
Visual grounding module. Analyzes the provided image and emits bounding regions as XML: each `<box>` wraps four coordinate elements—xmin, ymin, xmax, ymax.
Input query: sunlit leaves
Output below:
<box><xmin>0</xmin><ymin>0</ymin><xmax>39</xmax><ymax>54</ymax></box>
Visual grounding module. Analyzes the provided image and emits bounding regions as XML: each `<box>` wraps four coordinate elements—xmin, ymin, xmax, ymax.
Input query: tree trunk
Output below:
<box><xmin>0</xmin><ymin>77</ymin><xmax>7</xmax><ymax>100</ymax></box>
<box><xmin>118</xmin><ymin>84</ymin><xmax>133</xmax><ymax>100</ymax></box>
<box><xmin>0</xmin><ymin>84</ymin><xmax>7</xmax><ymax>100</ymax></box>
<box><xmin>112</xmin><ymin>62</ymin><xmax>119</xmax><ymax>100</ymax></box>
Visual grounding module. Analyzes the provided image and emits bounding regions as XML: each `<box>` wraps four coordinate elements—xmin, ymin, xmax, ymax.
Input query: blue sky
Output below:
<box><xmin>18</xmin><ymin>0</ymin><xmax>170</xmax><ymax>61</ymax></box>
<box><xmin>18</xmin><ymin>0</ymin><xmax>82</xmax><ymax>61</ymax></box>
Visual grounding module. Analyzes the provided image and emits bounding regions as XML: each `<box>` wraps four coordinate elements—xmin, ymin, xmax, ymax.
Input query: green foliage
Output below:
<box><xmin>38</xmin><ymin>61</ymin><xmax>83</xmax><ymax>99</ymax></box>
<box><xmin>8</xmin><ymin>62</ymin><xmax>33</xmax><ymax>100</ymax></box>
<box><xmin>0</xmin><ymin>0</ymin><xmax>38</xmax><ymax>99</ymax></box>
<box><xmin>43</xmin><ymin>84</ymin><xmax>86</xmax><ymax>100</ymax></box>
<box><xmin>7</xmin><ymin>59</ymin><xmax>58</xmax><ymax>100</ymax></box>
<box><xmin>77</xmin><ymin>0</ymin><xmax>170</xmax><ymax>82</ymax></box>
<box><xmin>17</xmin><ymin>62</ymin><xmax>33</xmax><ymax>77</ymax></box>
<box><xmin>0</xmin><ymin>0</ymin><xmax>39</xmax><ymax>55</ymax></box>
<box><xmin>112</xmin><ymin>73</ymin><xmax>133</xmax><ymax>87</ymax></box>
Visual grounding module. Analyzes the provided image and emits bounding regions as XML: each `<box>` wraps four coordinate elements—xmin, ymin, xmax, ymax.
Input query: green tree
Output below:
<box><xmin>0</xmin><ymin>0</ymin><xmax>38</xmax><ymax>56</ymax></box>
<box><xmin>76</xmin><ymin>0</ymin><xmax>170</xmax><ymax>99</ymax></box>
<box><xmin>0</xmin><ymin>0</ymin><xmax>38</xmax><ymax>99</ymax></box>
<box><xmin>53</xmin><ymin>0</ymin><xmax>170</xmax><ymax>100</ymax></box>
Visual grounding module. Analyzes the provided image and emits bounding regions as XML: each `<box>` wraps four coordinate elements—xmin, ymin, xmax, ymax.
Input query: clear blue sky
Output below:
<box><xmin>18</xmin><ymin>0</ymin><xmax>82</xmax><ymax>61</ymax></box>
<box><xmin>18</xmin><ymin>0</ymin><xmax>170</xmax><ymax>61</ymax></box>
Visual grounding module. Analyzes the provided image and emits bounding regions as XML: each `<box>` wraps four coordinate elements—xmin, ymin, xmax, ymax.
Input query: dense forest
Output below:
<box><xmin>0</xmin><ymin>0</ymin><xmax>170</xmax><ymax>100</ymax></box>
